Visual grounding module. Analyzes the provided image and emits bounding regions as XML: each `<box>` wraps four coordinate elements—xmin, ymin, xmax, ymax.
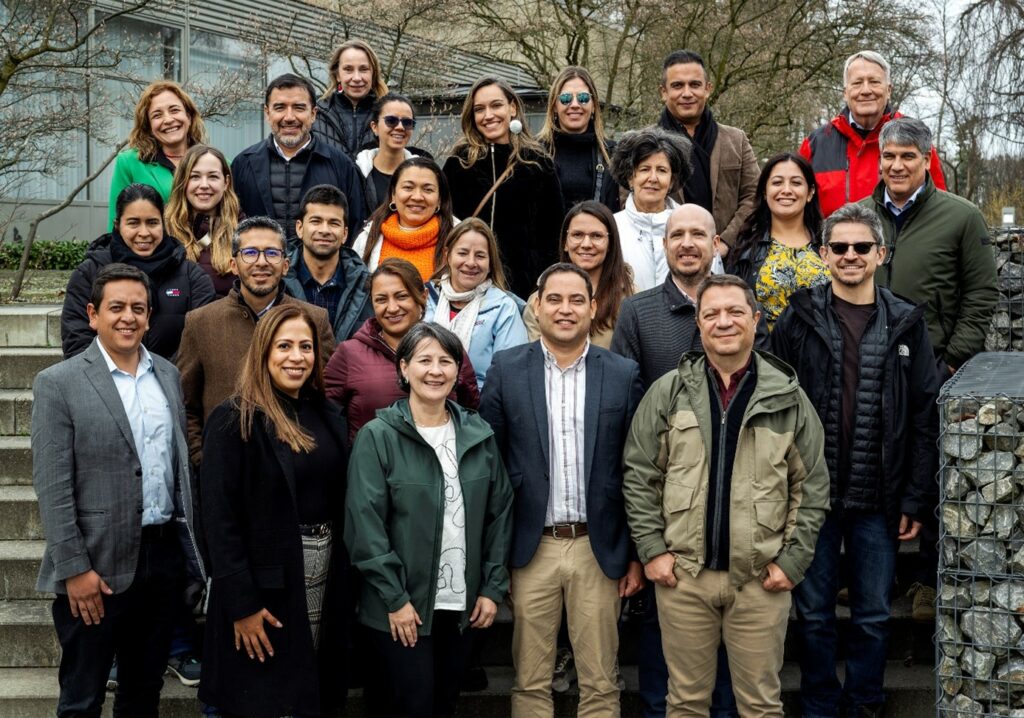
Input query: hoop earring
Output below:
<box><xmin>389</xmin><ymin>202</ymin><xmax>397</xmax><ymax>212</ymax></box>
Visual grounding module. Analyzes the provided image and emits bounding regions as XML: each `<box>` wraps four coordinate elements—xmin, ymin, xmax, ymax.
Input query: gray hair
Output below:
<box><xmin>231</xmin><ymin>216</ymin><xmax>287</xmax><ymax>255</ymax></box>
<box><xmin>822</xmin><ymin>203</ymin><xmax>884</xmax><ymax>246</ymax></box>
<box><xmin>843</xmin><ymin>50</ymin><xmax>891</xmax><ymax>85</ymax></box>
<box><xmin>878</xmin><ymin>117</ymin><xmax>932</xmax><ymax>157</ymax></box>
<box><xmin>610</xmin><ymin>127</ymin><xmax>693</xmax><ymax>193</ymax></box>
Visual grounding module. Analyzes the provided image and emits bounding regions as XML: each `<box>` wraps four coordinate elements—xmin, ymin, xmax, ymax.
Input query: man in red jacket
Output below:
<box><xmin>799</xmin><ymin>50</ymin><xmax>946</xmax><ymax>217</ymax></box>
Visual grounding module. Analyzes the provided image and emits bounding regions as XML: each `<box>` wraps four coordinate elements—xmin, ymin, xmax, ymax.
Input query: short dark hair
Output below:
<box><xmin>611</xmin><ymin>127</ymin><xmax>693</xmax><ymax>193</ymax></box>
<box><xmin>662</xmin><ymin>50</ymin><xmax>708</xmax><ymax>83</ymax></box>
<box><xmin>695</xmin><ymin>274</ymin><xmax>757</xmax><ymax>316</ymax></box>
<box><xmin>114</xmin><ymin>183</ymin><xmax>164</xmax><ymax>227</ymax></box>
<box><xmin>90</xmin><ymin>262</ymin><xmax>152</xmax><ymax>309</ymax></box>
<box><xmin>298</xmin><ymin>185</ymin><xmax>348</xmax><ymax>223</ymax></box>
<box><xmin>395</xmin><ymin>323</ymin><xmax>464</xmax><ymax>392</ymax></box>
<box><xmin>371</xmin><ymin>92</ymin><xmax>415</xmax><ymax>120</ymax></box>
<box><xmin>232</xmin><ymin>216</ymin><xmax>287</xmax><ymax>255</ymax></box>
<box><xmin>264</xmin><ymin>73</ymin><xmax>317</xmax><ymax>107</ymax></box>
<box><xmin>536</xmin><ymin>262</ymin><xmax>593</xmax><ymax>300</ymax></box>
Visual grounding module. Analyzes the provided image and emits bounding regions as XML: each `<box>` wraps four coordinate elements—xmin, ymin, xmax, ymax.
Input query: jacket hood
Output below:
<box><xmin>352</xmin><ymin>317</ymin><xmax>396</xmax><ymax>356</ymax></box>
<box><xmin>374</xmin><ymin>397</ymin><xmax>493</xmax><ymax>455</ymax></box>
<box><xmin>355</xmin><ymin>147</ymin><xmax>415</xmax><ymax>176</ymax></box>
<box><xmin>677</xmin><ymin>349</ymin><xmax>802</xmax><ymax>408</ymax></box>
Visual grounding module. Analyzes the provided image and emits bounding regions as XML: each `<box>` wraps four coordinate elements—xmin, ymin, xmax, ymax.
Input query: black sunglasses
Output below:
<box><xmin>827</xmin><ymin>241</ymin><xmax>877</xmax><ymax>256</ymax></box>
<box><xmin>558</xmin><ymin>91</ymin><xmax>592</xmax><ymax>106</ymax></box>
<box><xmin>382</xmin><ymin>115</ymin><xmax>416</xmax><ymax>130</ymax></box>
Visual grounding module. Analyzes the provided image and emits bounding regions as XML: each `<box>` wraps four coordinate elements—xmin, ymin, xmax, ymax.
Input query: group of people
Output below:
<box><xmin>31</xmin><ymin>38</ymin><xmax>999</xmax><ymax>718</ymax></box>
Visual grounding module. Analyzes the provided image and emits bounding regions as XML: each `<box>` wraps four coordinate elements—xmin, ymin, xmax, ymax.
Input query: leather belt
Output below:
<box><xmin>545</xmin><ymin>522</ymin><xmax>588</xmax><ymax>539</ymax></box>
<box><xmin>299</xmin><ymin>521</ymin><xmax>333</xmax><ymax>537</ymax></box>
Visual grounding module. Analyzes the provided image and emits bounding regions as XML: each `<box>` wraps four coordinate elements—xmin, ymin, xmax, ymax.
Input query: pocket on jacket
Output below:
<box><xmin>754</xmin><ymin>500</ymin><xmax>787</xmax><ymax>532</ymax></box>
<box><xmin>667</xmin><ymin>412</ymin><xmax>704</xmax><ymax>471</ymax></box>
<box><xmin>664</xmin><ymin>482</ymin><xmax>695</xmax><ymax>514</ymax></box>
<box><xmin>663</xmin><ymin>481</ymin><xmax>701</xmax><ymax>558</ymax></box>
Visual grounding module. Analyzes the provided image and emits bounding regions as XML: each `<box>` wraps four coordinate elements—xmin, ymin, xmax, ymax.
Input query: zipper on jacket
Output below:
<box><xmin>710</xmin><ymin>372</ymin><xmax>747</xmax><ymax>569</ymax></box>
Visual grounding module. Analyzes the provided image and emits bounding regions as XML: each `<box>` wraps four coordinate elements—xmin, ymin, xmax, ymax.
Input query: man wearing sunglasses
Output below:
<box><xmin>769</xmin><ymin>202</ymin><xmax>941</xmax><ymax>718</ymax></box>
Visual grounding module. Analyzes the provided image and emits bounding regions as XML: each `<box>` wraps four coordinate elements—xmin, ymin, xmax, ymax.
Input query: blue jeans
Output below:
<box><xmin>638</xmin><ymin>584</ymin><xmax>738</xmax><ymax>718</ymax></box>
<box><xmin>793</xmin><ymin>505</ymin><xmax>899</xmax><ymax>717</ymax></box>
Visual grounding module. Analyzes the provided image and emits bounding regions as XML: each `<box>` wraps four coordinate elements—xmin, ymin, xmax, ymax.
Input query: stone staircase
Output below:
<box><xmin>0</xmin><ymin>304</ymin><xmax>936</xmax><ymax>716</ymax></box>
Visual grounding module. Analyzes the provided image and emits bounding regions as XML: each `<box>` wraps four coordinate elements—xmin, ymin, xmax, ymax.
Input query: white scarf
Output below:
<box><xmin>434</xmin><ymin>277</ymin><xmax>493</xmax><ymax>350</ymax></box>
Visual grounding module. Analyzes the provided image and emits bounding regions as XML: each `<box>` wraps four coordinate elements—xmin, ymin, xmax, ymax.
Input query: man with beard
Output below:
<box><xmin>657</xmin><ymin>51</ymin><xmax>759</xmax><ymax>255</ymax></box>
<box><xmin>770</xmin><ymin>203</ymin><xmax>940</xmax><ymax>717</ymax></box>
<box><xmin>283</xmin><ymin>184</ymin><xmax>372</xmax><ymax>342</ymax></box>
<box><xmin>231</xmin><ymin>74</ymin><xmax>366</xmax><ymax>243</ymax></box>
<box><xmin>176</xmin><ymin>216</ymin><xmax>334</xmax><ymax>466</ymax></box>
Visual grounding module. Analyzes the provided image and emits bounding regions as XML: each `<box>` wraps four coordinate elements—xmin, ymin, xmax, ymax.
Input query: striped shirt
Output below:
<box><xmin>541</xmin><ymin>340</ymin><xmax>589</xmax><ymax>525</ymax></box>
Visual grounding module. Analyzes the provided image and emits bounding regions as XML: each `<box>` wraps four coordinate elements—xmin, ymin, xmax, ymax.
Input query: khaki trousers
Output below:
<box><xmin>510</xmin><ymin>534</ymin><xmax>621</xmax><ymax>718</ymax></box>
<box><xmin>656</xmin><ymin>568</ymin><xmax>790</xmax><ymax>718</ymax></box>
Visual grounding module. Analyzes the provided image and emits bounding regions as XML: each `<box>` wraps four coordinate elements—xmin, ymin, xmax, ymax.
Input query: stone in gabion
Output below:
<box><xmin>945</xmin><ymin>504</ymin><xmax>979</xmax><ymax>539</ymax></box>
<box><xmin>1010</xmin><ymin>546</ymin><xmax>1024</xmax><ymax>575</ymax></box>
<box><xmin>964</xmin><ymin>492</ymin><xmax>994</xmax><ymax>526</ymax></box>
<box><xmin>982</xmin><ymin>476</ymin><xmax>1017</xmax><ymax>503</ymax></box>
<box><xmin>973</xmin><ymin>580</ymin><xmax>993</xmax><ymax>605</ymax></box>
<box><xmin>1000</xmin><ymin>262</ymin><xmax>1024</xmax><ymax>293</ymax></box>
<box><xmin>941</xmin><ymin>584</ymin><xmax>974</xmax><ymax>611</ymax></box>
<box><xmin>961</xmin><ymin>607</ymin><xmax>1023</xmax><ymax>655</ymax></box>
<box><xmin>989</xmin><ymin>423</ymin><xmax>1020</xmax><ymax>451</ymax></box>
<box><xmin>1015</xmin><ymin>437</ymin><xmax>1024</xmax><ymax>459</ymax></box>
<box><xmin>940</xmin><ymin>655</ymin><xmax>963</xmax><ymax>695</ymax></box>
<box><xmin>963</xmin><ymin>678</ymin><xmax>1012</xmax><ymax>704</ymax></box>
<box><xmin>980</xmin><ymin>402</ymin><xmax>1004</xmax><ymax>425</ymax></box>
<box><xmin>960</xmin><ymin>451</ymin><xmax>1017</xmax><ymax>485</ymax></box>
<box><xmin>947</xmin><ymin>399</ymin><xmax>982</xmax><ymax>422</ymax></box>
<box><xmin>947</xmin><ymin>694</ymin><xmax>985</xmax><ymax>715</ymax></box>
<box><xmin>985</xmin><ymin>505</ymin><xmax>1019</xmax><ymax>540</ymax></box>
<box><xmin>998</xmin><ymin>658</ymin><xmax>1024</xmax><ymax>684</ymax></box>
<box><xmin>947</xmin><ymin>468</ymin><xmax>973</xmax><ymax>500</ymax></box>
<box><xmin>988</xmin><ymin>330</ymin><xmax>1012</xmax><ymax>352</ymax></box>
<box><xmin>939</xmin><ymin>613</ymin><xmax>966</xmax><ymax>657</ymax></box>
<box><xmin>960</xmin><ymin>539</ymin><xmax>1006</xmax><ymax>575</ymax></box>
<box><xmin>991</xmin><ymin>582</ymin><xmax>1024</xmax><ymax>612</ymax></box>
<box><xmin>962</xmin><ymin>646</ymin><xmax>998</xmax><ymax>679</ymax></box>
<box><xmin>946</xmin><ymin>419</ymin><xmax>985</xmax><ymax>460</ymax></box>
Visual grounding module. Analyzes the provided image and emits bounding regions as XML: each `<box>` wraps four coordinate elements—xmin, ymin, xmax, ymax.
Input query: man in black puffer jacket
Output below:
<box><xmin>770</xmin><ymin>202</ymin><xmax>941</xmax><ymax>718</ymax></box>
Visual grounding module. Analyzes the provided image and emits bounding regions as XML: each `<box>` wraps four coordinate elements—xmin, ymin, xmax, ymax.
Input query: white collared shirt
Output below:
<box><xmin>95</xmin><ymin>341</ymin><xmax>175</xmax><ymax>526</ymax></box>
<box><xmin>541</xmin><ymin>340</ymin><xmax>589</xmax><ymax>525</ymax></box>
<box><xmin>272</xmin><ymin>135</ymin><xmax>312</xmax><ymax>162</ymax></box>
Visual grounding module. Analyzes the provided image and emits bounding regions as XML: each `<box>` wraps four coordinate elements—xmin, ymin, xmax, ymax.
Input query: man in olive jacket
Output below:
<box><xmin>623</xmin><ymin>274</ymin><xmax>829</xmax><ymax>717</ymax></box>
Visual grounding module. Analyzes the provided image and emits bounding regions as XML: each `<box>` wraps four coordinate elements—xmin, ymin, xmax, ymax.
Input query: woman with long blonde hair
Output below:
<box><xmin>313</xmin><ymin>39</ymin><xmax>390</xmax><ymax>160</ymax></box>
<box><xmin>165</xmin><ymin>145</ymin><xmax>242</xmax><ymax>296</ymax></box>
<box><xmin>108</xmin><ymin>80</ymin><xmax>207</xmax><ymax>229</ymax></box>
<box><xmin>442</xmin><ymin>77</ymin><xmax>564</xmax><ymax>299</ymax></box>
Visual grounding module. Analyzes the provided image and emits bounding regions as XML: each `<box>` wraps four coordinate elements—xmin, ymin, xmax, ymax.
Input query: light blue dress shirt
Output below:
<box><xmin>96</xmin><ymin>341</ymin><xmax>175</xmax><ymax>526</ymax></box>
<box><xmin>884</xmin><ymin>184</ymin><xmax>925</xmax><ymax>217</ymax></box>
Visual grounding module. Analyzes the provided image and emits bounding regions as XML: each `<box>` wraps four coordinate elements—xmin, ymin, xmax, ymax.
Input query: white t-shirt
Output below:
<box><xmin>416</xmin><ymin>419</ymin><xmax>467</xmax><ymax>611</ymax></box>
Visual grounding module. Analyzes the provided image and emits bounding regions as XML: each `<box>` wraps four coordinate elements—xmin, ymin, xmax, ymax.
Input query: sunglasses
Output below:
<box><xmin>382</xmin><ymin>115</ymin><xmax>416</xmax><ymax>130</ymax></box>
<box><xmin>827</xmin><ymin>242</ymin><xmax>877</xmax><ymax>256</ymax></box>
<box><xmin>558</xmin><ymin>91</ymin><xmax>592</xmax><ymax>106</ymax></box>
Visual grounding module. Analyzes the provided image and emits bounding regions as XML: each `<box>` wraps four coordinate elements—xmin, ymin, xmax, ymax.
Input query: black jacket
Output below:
<box><xmin>312</xmin><ymin>91</ymin><xmax>377</xmax><ymax>160</ymax></box>
<box><xmin>282</xmin><ymin>244</ymin><xmax>373</xmax><ymax>342</ymax></box>
<box><xmin>546</xmin><ymin>131</ymin><xmax>620</xmax><ymax>212</ymax></box>
<box><xmin>231</xmin><ymin>136</ymin><xmax>367</xmax><ymax>241</ymax></box>
<box><xmin>770</xmin><ymin>284</ymin><xmax>941</xmax><ymax>532</ymax></box>
<box><xmin>443</xmin><ymin>144</ymin><xmax>565</xmax><ymax>299</ymax></box>
<box><xmin>198</xmin><ymin>397</ymin><xmax>350</xmax><ymax>717</ymax></box>
<box><xmin>61</xmin><ymin>233</ymin><xmax>215</xmax><ymax>360</ymax></box>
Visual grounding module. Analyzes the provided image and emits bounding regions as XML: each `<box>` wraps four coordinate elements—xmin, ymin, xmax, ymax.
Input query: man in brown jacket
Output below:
<box><xmin>658</xmin><ymin>49</ymin><xmax>760</xmax><ymax>255</ymax></box>
<box><xmin>176</xmin><ymin>216</ymin><xmax>334</xmax><ymax>466</ymax></box>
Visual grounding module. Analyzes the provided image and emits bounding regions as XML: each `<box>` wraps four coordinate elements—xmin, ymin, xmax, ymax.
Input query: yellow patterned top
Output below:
<box><xmin>755</xmin><ymin>239</ymin><xmax>831</xmax><ymax>329</ymax></box>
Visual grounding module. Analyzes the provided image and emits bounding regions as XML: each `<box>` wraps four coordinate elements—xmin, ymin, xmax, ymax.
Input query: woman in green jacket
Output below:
<box><xmin>345</xmin><ymin>322</ymin><xmax>513</xmax><ymax>718</ymax></box>
<box><xmin>108</xmin><ymin>80</ymin><xmax>207</xmax><ymax>229</ymax></box>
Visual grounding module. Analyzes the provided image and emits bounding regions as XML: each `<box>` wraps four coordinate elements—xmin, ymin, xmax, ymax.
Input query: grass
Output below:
<box><xmin>0</xmin><ymin>270</ymin><xmax>70</xmax><ymax>304</ymax></box>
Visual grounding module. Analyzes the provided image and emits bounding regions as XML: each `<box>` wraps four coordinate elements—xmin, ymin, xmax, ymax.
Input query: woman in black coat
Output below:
<box><xmin>199</xmin><ymin>304</ymin><xmax>350</xmax><ymax>717</ymax></box>
<box><xmin>61</xmin><ymin>183</ymin><xmax>215</xmax><ymax>359</ymax></box>
<box><xmin>442</xmin><ymin>77</ymin><xmax>565</xmax><ymax>300</ymax></box>
<box><xmin>312</xmin><ymin>39</ymin><xmax>389</xmax><ymax>160</ymax></box>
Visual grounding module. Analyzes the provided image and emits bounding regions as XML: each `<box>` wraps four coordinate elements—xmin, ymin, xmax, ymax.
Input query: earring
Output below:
<box><xmin>389</xmin><ymin>202</ymin><xmax>397</xmax><ymax>212</ymax></box>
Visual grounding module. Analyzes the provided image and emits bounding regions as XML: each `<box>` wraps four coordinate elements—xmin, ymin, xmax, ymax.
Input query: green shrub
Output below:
<box><xmin>0</xmin><ymin>240</ymin><xmax>88</xmax><ymax>270</ymax></box>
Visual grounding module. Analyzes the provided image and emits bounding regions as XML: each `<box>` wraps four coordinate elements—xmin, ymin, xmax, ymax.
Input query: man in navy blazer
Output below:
<box><xmin>480</xmin><ymin>263</ymin><xmax>644</xmax><ymax>718</ymax></box>
<box><xmin>231</xmin><ymin>73</ymin><xmax>366</xmax><ymax>245</ymax></box>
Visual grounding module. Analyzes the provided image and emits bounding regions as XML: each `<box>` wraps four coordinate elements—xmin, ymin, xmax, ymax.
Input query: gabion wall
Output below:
<box><xmin>986</xmin><ymin>227</ymin><xmax>1024</xmax><ymax>353</ymax></box>
<box><xmin>937</xmin><ymin>353</ymin><xmax>1024</xmax><ymax>716</ymax></box>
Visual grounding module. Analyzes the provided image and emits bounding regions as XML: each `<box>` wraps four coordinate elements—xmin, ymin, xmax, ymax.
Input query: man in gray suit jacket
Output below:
<box><xmin>32</xmin><ymin>263</ymin><xmax>201</xmax><ymax>717</ymax></box>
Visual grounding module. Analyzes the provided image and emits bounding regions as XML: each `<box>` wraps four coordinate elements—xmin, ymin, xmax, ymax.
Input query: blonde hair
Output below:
<box><xmin>430</xmin><ymin>217</ymin><xmax>510</xmax><ymax>291</ymax></box>
<box><xmin>165</xmin><ymin>145</ymin><xmax>241</xmax><ymax>273</ymax></box>
<box><xmin>450</xmin><ymin>77</ymin><xmax>547</xmax><ymax>173</ymax></box>
<box><xmin>323</xmin><ymin>39</ymin><xmax>389</xmax><ymax>100</ymax></box>
<box><xmin>236</xmin><ymin>305</ymin><xmax>325</xmax><ymax>453</ymax></box>
<box><xmin>128</xmin><ymin>81</ymin><xmax>207</xmax><ymax>163</ymax></box>
<box><xmin>537</xmin><ymin>66</ymin><xmax>612</xmax><ymax>167</ymax></box>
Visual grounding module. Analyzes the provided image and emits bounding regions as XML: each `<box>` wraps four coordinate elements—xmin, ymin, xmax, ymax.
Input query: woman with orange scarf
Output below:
<box><xmin>352</xmin><ymin>157</ymin><xmax>455</xmax><ymax>281</ymax></box>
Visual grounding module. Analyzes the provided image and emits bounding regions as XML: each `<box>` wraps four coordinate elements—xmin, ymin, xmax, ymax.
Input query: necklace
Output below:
<box><xmin>416</xmin><ymin>410</ymin><xmax>450</xmax><ymax>428</ymax></box>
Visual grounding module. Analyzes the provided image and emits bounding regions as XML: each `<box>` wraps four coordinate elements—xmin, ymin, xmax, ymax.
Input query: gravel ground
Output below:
<box><xmin>0</xmin><ymin>270</ymin><xmax>70</xmax><ymax>304</ymax></box>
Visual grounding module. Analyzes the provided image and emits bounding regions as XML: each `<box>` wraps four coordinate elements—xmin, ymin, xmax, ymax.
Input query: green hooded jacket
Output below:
<box><xmin>345</xmin><ymin>399</ymin><xmax>513</xmax><ymax>635</ymax></box>
<box><xmin>623</xmin><ymin>351</ymin><xmax>829</xmax><ymax>588</ymax></box>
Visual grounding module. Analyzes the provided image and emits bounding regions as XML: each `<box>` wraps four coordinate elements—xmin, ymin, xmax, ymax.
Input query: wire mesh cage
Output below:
<box><xmin>986</xmin><ymin>227</ymin><xmax>1024</xmax><ymax>353</ymax></box>
<box><xmin>937</xmin><ymin>352</ymin><xmax>1024</xmax><ymax>716</ymax></box>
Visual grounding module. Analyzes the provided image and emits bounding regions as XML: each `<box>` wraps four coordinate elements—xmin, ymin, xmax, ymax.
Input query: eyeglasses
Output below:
<box><xmin>558</xmin><ymin>92</ymin><xmax>592</xmax><ymax>106</ymax></box>
<box><xmin>382</xmin><ymin>115</ymin><xmax>416</xmax><ymax>130</ymax></box>
<box><xmin>567</xmin><ymin>230</ymin><xmax>608</xmax><ymax>244</ymax></box>
<box><xmin>235</xmin><ymin>247</ymin><xmax>285</xmax><ymax>264</ymax></box>
<box><xmin>827</xmin><ymin>242</ymin><xmax>877</xmax><ymax>256</ymax></box>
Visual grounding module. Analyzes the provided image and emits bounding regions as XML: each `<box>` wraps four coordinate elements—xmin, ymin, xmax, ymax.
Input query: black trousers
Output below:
<box><xmin>52</xmin><ymin>527</ymin><xmax>183</xmax><ymax>718</ymax></box>
<box><xmin>365</xmin><ymin>610</ymin><xmax>476</xmax><ymax>718</ymax></box>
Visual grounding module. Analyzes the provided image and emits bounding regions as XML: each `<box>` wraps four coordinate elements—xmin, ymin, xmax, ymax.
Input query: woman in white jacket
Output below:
<box><xmin>354</xmin><ymin>92</ymin><xmax>421</xmax><ymax>212</ymax></box>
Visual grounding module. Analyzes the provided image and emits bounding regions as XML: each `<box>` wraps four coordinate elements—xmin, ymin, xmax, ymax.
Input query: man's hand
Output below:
<box><xmin>898</xmin><ymin>514</ymin><xmax>922</xmax><ymax>541</ymax></box>
<box><xmin>761</xmin><ymin>562</ymin><xmax>795</xmax><ymax>592</ymax></box>
<box><xmin>618</xmin><ymin>561</ymin><xmax>645</xmax><ymax>597</ymax></box>
<box><xmin>469</xmin><ymin>596</ymin><xmax>498</xmax><ymax>628</ymax></box>
<box><xmin>65</xmin><ymin>569</ymin><xmax>113</xmax><ymax>625</ymax></box>
<box><xmin>233</xmin><ymin>608</ymin><xmax>282</xmax><ymax>662</ymax></box>
<box><xmin>644</xmin><ymin>553</ymin><xmax>677</xmax><ymax>588</ymax></box>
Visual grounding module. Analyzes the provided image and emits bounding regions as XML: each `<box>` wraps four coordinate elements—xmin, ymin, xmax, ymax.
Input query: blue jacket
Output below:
<box><xmin>283</xmin><ymin>245</ymin><xmax>373</xmax><ymax>342</ymax></box>
<box><xmin>479</xmin><ymin>341</ymin><xmax>643</xmax><ymax>579</ymax></box>
<box><xmin>425</xmin><ymin>283</ymin><xmax>528</xmax><ymax>389</ymax></box>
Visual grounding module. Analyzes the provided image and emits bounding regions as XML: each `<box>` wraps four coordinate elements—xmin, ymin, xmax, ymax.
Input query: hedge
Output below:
<box><xmin>0</xmin><ymin>240</ymin><xmax>88</xmax><ymax>270</ymax></box>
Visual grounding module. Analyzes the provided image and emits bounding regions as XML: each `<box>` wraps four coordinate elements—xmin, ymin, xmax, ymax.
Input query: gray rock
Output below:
<box><xmin>1010</xmin><ymin>546</ymin><xmax>1024</xmax><ymax>575</ymax></box>
<box><xmin>962</xmin><ymin>646</ymin><xmax>997</xmax><ymax>678</ymax></box>
<box><xmin>998</xmin><ymin>658</ymin><xmax>1024</xmax><ymax>684</ymax></box>
<box><xmin>964</xmin><ymin>491</ymin><xmax>993</xmax><ymax>526</ymax></box>
<box><xmin>940</xmin><ymin>583</ymin><xmax>974</xmax><ymax>611</ymax></box>
<box><xmin>945</xmin><ymin>504</ymin><xmax>979</xmax><ymax>539</ymax></box>
<box><xmin>980</xmin><ymin>402</ymin><xmax>1004</xmax><ymax>425</ymax></box>
<box><xmin>961</xmin><ymin>607</ymin><xmax>1022</xmax><ymax>655</ymax></box>
<box><xmin>988</xmin><ymin>422</ymin><xmax>1021</xmax><ymax>451</ymax></box>
<box><xmin>973</xmin><ymin>580</ymin><xmax>993</xmax><ymax>605</ymax></box>
<box><xmin>946</xmin><ymin>399</ymin><xmax>982</xmax><ymax>422</ymax></box>
<box><xmin>982</xmin><ymin>476</ymin><xmax>1016</xmax><ymax>503</ymax></box>
<box><xmin>960</xmin><ymin>539</ymin><xmax>1007</xmax><ymax>575</ymax></box>
<box><xmin>945</xmin><ymin>419</ymin><xmax>985</xmax><ymax>460</ymax></box>
<box><xmin>986</xmin><ymin>505</ymin><xmax>1018</xmax><ymax>540</ymax></box>
<box><xmin>991</xmin><ymin>582</ymin><xmax>1024</xmax><ymax>612</ymax></box>
<box><xmin>994</xmin><ymin>312</ymin><xmax>1013</xmax><ymax>330</ymax></box>
<box><xmin>961</xmin><ymin>451</ymin><xmax>1017</xmax><ymax>485</ymax></box>
<box><xmin>1015</xmin><ymin>437</ymin><xmax>1024</xmax><ymax>459</ymax></box>
<box><xmin>939</xmin><ymin>655</ymin><xmax>963</xmax><ymax>695</ymax></box>
<box><xmin>987</xmin><ymin>331</ymin><xmax>1011</xmax><ymax>352</ymax></box>
<box><xmin>949</xmin><ymin>694</ymin><xmax>986</xmax><ymax>715</ymax></box>
<box><xmin>938</xmin><ymin>612</ymin><xmax>965</xmax><ymax>655</ymax></box>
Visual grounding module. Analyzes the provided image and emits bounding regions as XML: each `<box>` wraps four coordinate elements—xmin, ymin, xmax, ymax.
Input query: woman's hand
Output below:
<box><xmin>233</xmin><ymin>608</ymin><xmax>283</xmax><ymax>662</ymax></box>
<box><xmin>389</xmin><ymin>602</ymin><xmax>423</xmax><ymax>647</ymax></box>
<box><xmin>469</xmin><ymin>596</ymin><xmax>498</xmax><ymax>629</ymax></box>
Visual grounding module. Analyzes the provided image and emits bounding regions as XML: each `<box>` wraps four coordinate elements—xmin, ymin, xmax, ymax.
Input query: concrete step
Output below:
<box><xmin>0</xmin><ymin>662</ymin><xmax>934</xmax><ymax>717</ymax></box>
<box><xmin>0</xmin><ymin>600</ymin><xmax>60</xmax><ymax>667</ymax></box>
<box><xmin>0</xmin><ymin>305</ymin><xmax>62</xmax><ymax>349</ymax></box>
<box><xmin>0</xmin><ymin>541</ymin><xmax>49</xmax><ymax>599</ymax></box>
<box><xmin>0</xmin><ymin>348</ymin><xmax>62</xmax><ymax>389</ymax></box>
<box><xmin>0</xmin><ymin>486</ymin><xmax>42</xmax><ymax>540</ymax></box>
<box><xmin>0</xmin><ymin>389</ymin><xmax>33</xmax><ymax>435</ymax></box>
<box><xmin>0</xmin><ymin>436</ymin><xmax>31</xmax><ymax>485</ymax></box>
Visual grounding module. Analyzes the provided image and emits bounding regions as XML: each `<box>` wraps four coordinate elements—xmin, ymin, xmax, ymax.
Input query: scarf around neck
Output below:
<box><xmin>434</xmin><ymin>277</ymin><xmax>493</xmax><ymax>351</ymax></box>
<box><xmin>379</xmin><ymin>213</ymin><xmax>441</xmax><ymax>281</ymax></box>
<box><xmin>109</xmin><ymin>231</ymin><xmax>180</xmax><ymax>278</ymax></box>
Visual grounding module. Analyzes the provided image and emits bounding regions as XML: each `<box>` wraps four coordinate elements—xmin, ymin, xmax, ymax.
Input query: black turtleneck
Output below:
<box><xmin>284</xmin><ymin>393</ymin><xmax>341</xmax><ymax>525</ymax></box>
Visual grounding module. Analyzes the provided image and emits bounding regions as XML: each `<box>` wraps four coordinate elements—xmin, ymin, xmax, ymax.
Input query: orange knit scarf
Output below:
<box><xmin>379</xmin><ymin>214</ymin><xmax>440</xmax><ymax>281</ymax></box>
